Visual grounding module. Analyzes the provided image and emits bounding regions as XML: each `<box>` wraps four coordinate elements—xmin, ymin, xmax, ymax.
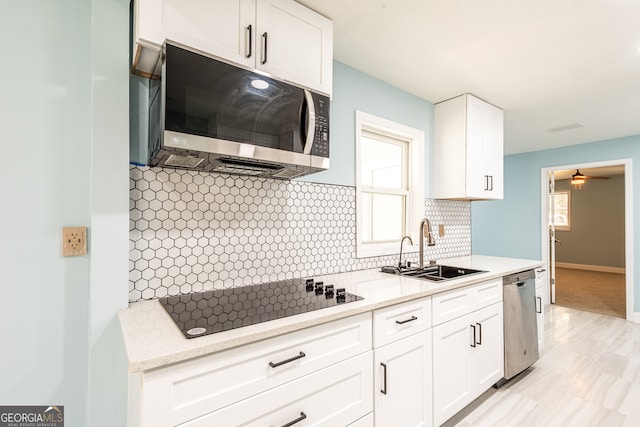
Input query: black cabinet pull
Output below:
<box><xmin>536</xmin><ymin>296</ymin><xmax>542</xmax><ymax>314</ymax></box>
<box><xmin>470</xmin><ymin>324</ymin><xmax>476</xmax><ymax>347</ymax></box>
<box><xmin>280</xmin><ymin>412</ymin><xmax>307</xmax><ymax>427</ymax></box>
<box><xmin>489</xmin><ymin>175</ymin><xmax>494</xmax><ymax>191</ymax></box>
<box><xmin>269</xmin><ymin>351</ymin><xmax>305</xmax><ymax>368</ymax></box>
<box><xmin>381</xmin><ymin>362</ymin><xmax>388</xmax><ymax>394</ymax></box>
<box><xmin>484</xmin><ymin>175</ymin><xmax>489</xmax><ymax>191</ymax></box>
<box><xmin>396</xmin><ymin>315</ymin><xmax>418</xmax><ymax>325</ymax></box>
<box><xmin>476</xmin><ymin>322</ymin><xmax>482</xmax><ymax>345</ymax></box>
<box><xmin>261</xmin><ymin>32</ymin><xmax>268</xmax><ymax>64</ymax></box>
<box><xmin>245</xmin><ymin>25</ymin><xmax>252</xmax><ymax>58</ymax></box>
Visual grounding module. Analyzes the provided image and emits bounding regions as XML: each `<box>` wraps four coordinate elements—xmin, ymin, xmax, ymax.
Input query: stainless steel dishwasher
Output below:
<box><xmin>503</xmin><ymin>269</ymin><xmax>539</xmax><ymax>379</ymax></box>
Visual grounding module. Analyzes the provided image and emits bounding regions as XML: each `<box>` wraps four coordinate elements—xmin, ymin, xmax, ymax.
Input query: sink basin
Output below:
<box><xmin>381</xmin><ymin>265</ymin><xmax>486</xmax><ymax>282</ymax></box>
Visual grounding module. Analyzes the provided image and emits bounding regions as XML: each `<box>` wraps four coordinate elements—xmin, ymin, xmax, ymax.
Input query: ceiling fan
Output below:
<box><xmin>570</xmin><ymin>169</ymin><xmax>610</xmax><ymax>189</ymax></box>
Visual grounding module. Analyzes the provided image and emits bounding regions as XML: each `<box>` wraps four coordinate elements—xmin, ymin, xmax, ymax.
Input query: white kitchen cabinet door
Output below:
<box><xmin>256</xmin><ymin>0</ymin><xmax>333</xmax><ymax>95</ymax></box>
<box><xmin>133</xmin><ymin>0</ymin><xmax>256</xmax><ymax>76</ymax></box>
<box><xmin>432</xmin><ymin>318</ymin><xmax>472</xmax><ymax>426</ymax></box>
<box><xmin>433</xmin><ymin>93</ymin><xmax>503</xmax><ymax>200</ymax></box>
<box><xmin>433</xmin><ymin>302</ymin><xmax>504</xmax><ymax>426</ymax></box>
<box><xmin>535</xmin><ymin>268</ymin><xmax>547</xmax><ymax>351</ymax></box>
<box><xmin>374</xmin><ymin>330</ymin><xmax>432</xmax><ymax>427</ymax></box>
<box><xmin>132</xmin><ymin>0</ymin><xmax>333</xmax><ymax>95</ymax></box>
<box><xmin>469</xmin><ymin>304</ymin><xmax>504</xmax><ymax>393</ymax></box>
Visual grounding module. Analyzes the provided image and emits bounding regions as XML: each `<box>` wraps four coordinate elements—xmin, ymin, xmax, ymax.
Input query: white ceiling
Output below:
<box><xmin>297</xmin><ymin>0</ymin><xmax>640</xmax><ymax>155</ymax></box>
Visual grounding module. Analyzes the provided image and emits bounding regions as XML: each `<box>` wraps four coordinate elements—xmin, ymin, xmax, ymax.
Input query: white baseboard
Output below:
<box><xmin>555</xmin><ymin>262</ymin><xmax>625</xmax><ymax>274</ymax></box>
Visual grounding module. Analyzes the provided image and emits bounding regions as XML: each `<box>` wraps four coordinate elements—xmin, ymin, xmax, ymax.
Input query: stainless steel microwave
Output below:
<box><xmin>148</xmin><ymin>43</ymin><xmax>330</xmax><ymax>179</ymax></box>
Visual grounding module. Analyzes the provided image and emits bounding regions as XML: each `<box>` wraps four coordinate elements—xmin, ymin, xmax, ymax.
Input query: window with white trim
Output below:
<box><xmin>552</xmin><ymin>190</ymin><xmax>571</xmax><ymax>231</ymax></box>
<box><xmin>355</xmin><ymin>111</ymin><xmax>424</xmax><ymax>258</ymax></box>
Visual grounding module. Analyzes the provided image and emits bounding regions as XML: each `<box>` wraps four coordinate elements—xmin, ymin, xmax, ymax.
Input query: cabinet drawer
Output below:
<box><xmin>181</xmin><ymin>352</ymin><xmax>373</xmax><ymax>426</ymax></box>
<box><xmin>373</xmin><ymin>297</ymin><xmax>431</xmax><ymax>348</ymax></box>
<box><xmin>141</xmin><ymin>313</ymin><xmax>372</xmax><ymax>427</ymax></box>
<box><xmin>432</xmin><ymin>279</ymin><xmax>502</xmax><ymax>326</ymax></box>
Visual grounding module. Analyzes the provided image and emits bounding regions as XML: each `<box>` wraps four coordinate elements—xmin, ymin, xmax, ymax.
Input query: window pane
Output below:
<box><xmin>362</xmin><ymin>193</ymin><xmax>405</xmax><ymax>242</ymax></box>
<box><xmin>360</xmin><ymin>134</ymin><xmax>405</xmax><ymax>189</ymax></box>
<box><xmin>553</xmin><ymin>192</ymin><xmax>569</xmax><ymax>228</ymax></box>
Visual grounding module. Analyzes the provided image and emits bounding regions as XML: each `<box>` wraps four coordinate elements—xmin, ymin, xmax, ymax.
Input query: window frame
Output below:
<box><xmin>355</xmin><ymin>111</ymin><xmax>425</xmax><ymax>258</ymax></box>
<box><xmin>552</xmin><ymin>190</ymin><xmax>571</xmax><ymax>231</ymax></box>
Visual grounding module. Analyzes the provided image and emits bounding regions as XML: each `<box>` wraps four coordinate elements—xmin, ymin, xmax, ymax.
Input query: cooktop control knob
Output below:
<box><xmin>325</xmin><ymin>284</ymin><xmax>335</xmax><ymax>298</ymax></box>
<box><xmin>305</xmin><ymin>279</ymin><xmax>314</xmax><ymax>292</ymax></box>
<box><xmin>336</xmin><ymin>288</ymin><xmax>346</xmax><ymax>303</ymax></box>
<box><xmin>315</xmin><ymin>281</ymin><xmax>324</xmax><ymax>295</ymax></box>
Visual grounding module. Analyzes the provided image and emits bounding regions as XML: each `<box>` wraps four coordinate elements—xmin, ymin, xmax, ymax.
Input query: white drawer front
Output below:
<box><xmin>142</xmin><ymin>313</ymin><xmax>372</xmax><ymax>427</ymax></box>
<box><xmin>432</xmin><ymin>287</ymin><xmax>474</xmax><ymax>326</ymax></box>
<box><xmin>471</xmin><ymin>279</ymin><xmax>502</xmax><ymax>309</ymax></box>
<box><xmin>432</xmin><ymin>279</ymin><xmax>503</xmax><ymax>326</ymax></box>
<box><xmin>373</xmin><ymin>297</ymin><xmax>431</xmax><ymax>348</ymax></box>
<box><xmin>180</xmin><ymin>352</ymin><xmax>373</xmax><ymax>427</ymax></box>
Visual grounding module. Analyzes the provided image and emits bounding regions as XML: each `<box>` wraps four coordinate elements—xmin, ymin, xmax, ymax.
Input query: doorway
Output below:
<box><xmin>540</xmin><ymin>159</ymin><xmax>634</xmax><ymax>320</ymax></box>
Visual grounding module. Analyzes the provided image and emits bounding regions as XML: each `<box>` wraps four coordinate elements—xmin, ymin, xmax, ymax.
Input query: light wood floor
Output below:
<box><xmin>555</xmin><ymin>267</ymin><xmax>626</xmax><ymax>318</ymax></box>
<box><xmin>443</xmin><ymin>304</ymin><xmax>640</xmax><ymax>427</ymax></box>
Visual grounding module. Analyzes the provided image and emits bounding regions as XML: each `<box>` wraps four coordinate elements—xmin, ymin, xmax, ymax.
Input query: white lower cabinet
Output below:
<box><xmin>131</xmin><ymin>313</ymin><xmax>372</xmax><ymax>426</ymax></box>
<box><xmin>375</xmin><ymin>329</ymin><xmax>433</xmax><ymax>427</ymax></box>
<box><xmin>535</xmin><ymin>268</ymin><xmax>546</xmax><ymax>351</ymax></box>
<box><xmin>182</xmin><ymin>352</ymin><xmax>372</xmax><ymax>426</ymax></box>
<box><xmin>432</xmin><ymin>281</ymin><xmax>504</xmax><ymax>426</ymax></box>
<box><xmin>349</xmin><ymin>412</ymin><xmax>374</xmax><ymax>427</ymax></box>
<box><xmin>373</xmin><ymin>297</ymin><xmax>433</xmax><ymax>427</ymax></box>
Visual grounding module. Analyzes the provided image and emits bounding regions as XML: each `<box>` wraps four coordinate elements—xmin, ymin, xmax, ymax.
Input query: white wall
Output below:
<box><xmin>0</xmin><ymin>0</ymin><xmax>129</xmax><ymax>424</ymax></box>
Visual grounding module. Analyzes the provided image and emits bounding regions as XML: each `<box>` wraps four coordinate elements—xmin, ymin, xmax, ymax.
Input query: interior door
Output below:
<box><xmin>547</xmin><ymin>171</ymin><xmax>556</xmax><ymax>304</ymax></box>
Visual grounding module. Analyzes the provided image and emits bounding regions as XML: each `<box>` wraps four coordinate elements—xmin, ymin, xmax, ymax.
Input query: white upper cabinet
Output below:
<box><xmin>256</xmin><ymin>0</ymin><xmax>333</xmax><ymax>95</ymax></box>
<box><xmin>432</xmin><ymin>94</ymin><xmax>504</xmax><ymax>200</ymax></box>
<box><xmin>132</xmin><ymin>0</ymin><xmax>333</xmax><ymax>96</ymax></box>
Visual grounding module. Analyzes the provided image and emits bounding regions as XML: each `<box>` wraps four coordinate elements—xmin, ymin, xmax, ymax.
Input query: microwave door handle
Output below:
<box><xmin>303</xmin><ymin>90</ymin><xmax>316</xmax><ymax>155</ymax></box>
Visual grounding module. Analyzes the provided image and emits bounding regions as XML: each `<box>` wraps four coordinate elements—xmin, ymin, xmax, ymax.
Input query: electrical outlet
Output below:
<box><xmin>439</xmin><ymin>224</ymin><xmax>445</xmax><ymax>238</ymax></box>
<box><xmin>62</xmin><ymin>226</ymin><xmax>87</xmax><ymax>257</ymax></box>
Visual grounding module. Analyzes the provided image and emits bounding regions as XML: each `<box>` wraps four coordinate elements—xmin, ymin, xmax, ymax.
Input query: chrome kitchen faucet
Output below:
<box><xmin>419</xmin><ymin>218</ymin><xmax>436</xmax><ymax>268</ymax></box>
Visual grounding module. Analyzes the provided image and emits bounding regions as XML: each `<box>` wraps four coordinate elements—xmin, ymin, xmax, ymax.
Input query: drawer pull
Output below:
<box><xmin>395</xmin><ymin>315</ymin><xmax>418</xmax><ymax>325</ymax></box>
<box><xmin>280</xmin><ymin>411</ymin><xmax>307</xmax><ymax>427</ymax></box>
<box><xmin>476</xmin><ymin>322</ymin><xmax>482</xmax><ymax>345</ymax></box>
<box><xmin>381</xmin><ymin>362</ymin><xmax>388</xmax><ymax>395</ymax></box>
<box><xmin>269</xmin><ymin>351</ymin><xmax>306</xmax><ymax>368</ymax></box>
<box><xmin>470</xmin><ymin>324</ymin><xmax>476</xmax><ymax>348</ymax></box>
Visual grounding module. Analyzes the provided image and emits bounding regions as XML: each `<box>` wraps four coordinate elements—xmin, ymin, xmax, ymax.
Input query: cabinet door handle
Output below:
<box><xmin>470</xmin><ymin>324</ymin><xmax>476</xmax><ymax>347</ymax></box>
<box><xmin>476</xmin><ymin>322</ymin><xmax>482</xmax><ymax>345</ymax></box>
<box><xmin>381</xmin><ymin>362</ymin><xmax>388</xmax><ymax>395</ymax></box>
<box><xmin>489</xmin><ymin>175</ymin><xmax>494</xmax><ymax>191</ymax></box>
<box><xmin>484</xmin><ymin>175</ymin><xmax>489</xmax><ymax>191</ymax></box>
<box><xmin>396</xmin><ymin>315</ymin><xmax>418</xmax><ymax>325</ymax></box>
<box><xmin>536</xmin><ymin>296</ymin><xmax>542</xmax><ymax>314</ymax></box>
<box><xmin>261</xmin><ymin>32</ymin><xmax>268</xmax><ymax>64</ymax></box>
<box><xmin>269</xmin><ymin>351</ymin><xmax>305</xmax><ymax>368</ymax></box>
<box><xmin>280</xmin><ymin>411</ymin><xmax>307</xmax><ymax>427</ymax></box>
<box><xmin>245</xmin><ymin>25</ymin><xmax>252</xmax><ymax>58</ymax></box>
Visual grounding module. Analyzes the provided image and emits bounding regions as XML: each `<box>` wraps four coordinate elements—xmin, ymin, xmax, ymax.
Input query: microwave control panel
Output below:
<box><xmin>310</xmin><ymin>96</ymin><xmax>330</xmax><ymax>159</ymax></box>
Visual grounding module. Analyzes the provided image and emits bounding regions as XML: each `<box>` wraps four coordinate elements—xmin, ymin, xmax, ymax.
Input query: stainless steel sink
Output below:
<box><xmin>380</xmin><ymin>265</ymin><xmax>486</xmax><ymax>282</ymax></box>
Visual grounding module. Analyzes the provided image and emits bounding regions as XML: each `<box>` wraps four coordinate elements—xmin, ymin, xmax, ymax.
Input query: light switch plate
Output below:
<box><xmin>62</xmin><ymin>226</ymin><xmax>87</xmax><ymax>256</ymax></box>
<box><xmin>439</xmin><ymin>224</ymin><xmax>445</xmax><ymax>237</ymax></box>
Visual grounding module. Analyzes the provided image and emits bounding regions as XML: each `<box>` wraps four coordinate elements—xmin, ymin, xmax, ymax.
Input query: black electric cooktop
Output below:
<box><xmin>159</xmin><ymin>278</ymin><xmax>363</xmax><ymax>339</ymax></box>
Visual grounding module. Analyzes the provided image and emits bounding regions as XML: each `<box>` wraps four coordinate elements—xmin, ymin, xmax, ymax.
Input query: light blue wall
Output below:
<box><xmin>0</xmin><ymin>1</ymin><xmax>129</xmax><ymax>425</ymax></box>
<box><xmin>300</xmin><ymin>61</ymin><xmax>434</xmax><ymax>188</ymax></box>
<box><xmin>471</xmin><ymin>135</ymin><xmax>640</xmax><ymax>311</ymax></box>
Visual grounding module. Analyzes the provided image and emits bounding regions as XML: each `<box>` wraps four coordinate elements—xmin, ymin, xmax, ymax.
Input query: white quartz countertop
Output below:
<box><xmin>119</xmin><ymin>255</ymin><xmax>543</xmax><ymax>372</ymax></box>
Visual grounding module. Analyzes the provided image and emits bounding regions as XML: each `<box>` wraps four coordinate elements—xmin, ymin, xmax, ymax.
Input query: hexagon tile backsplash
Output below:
<box><xmin>129</xmin><ymin>166</ymin><xmax>471</xmax><ymax>302</ymax></box>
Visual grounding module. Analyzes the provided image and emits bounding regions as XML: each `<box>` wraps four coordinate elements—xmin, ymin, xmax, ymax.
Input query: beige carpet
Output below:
<box><xmin>555</xmin><ymin>267</ymin><xmax>626</xmax><ymax>318</ymax></box>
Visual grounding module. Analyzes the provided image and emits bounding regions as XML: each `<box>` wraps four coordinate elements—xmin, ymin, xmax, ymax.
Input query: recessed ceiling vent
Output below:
<box><xmin>546</xmin><ymin>122</ymin><xmax>584</xmax><ymax>132</ymax></box>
